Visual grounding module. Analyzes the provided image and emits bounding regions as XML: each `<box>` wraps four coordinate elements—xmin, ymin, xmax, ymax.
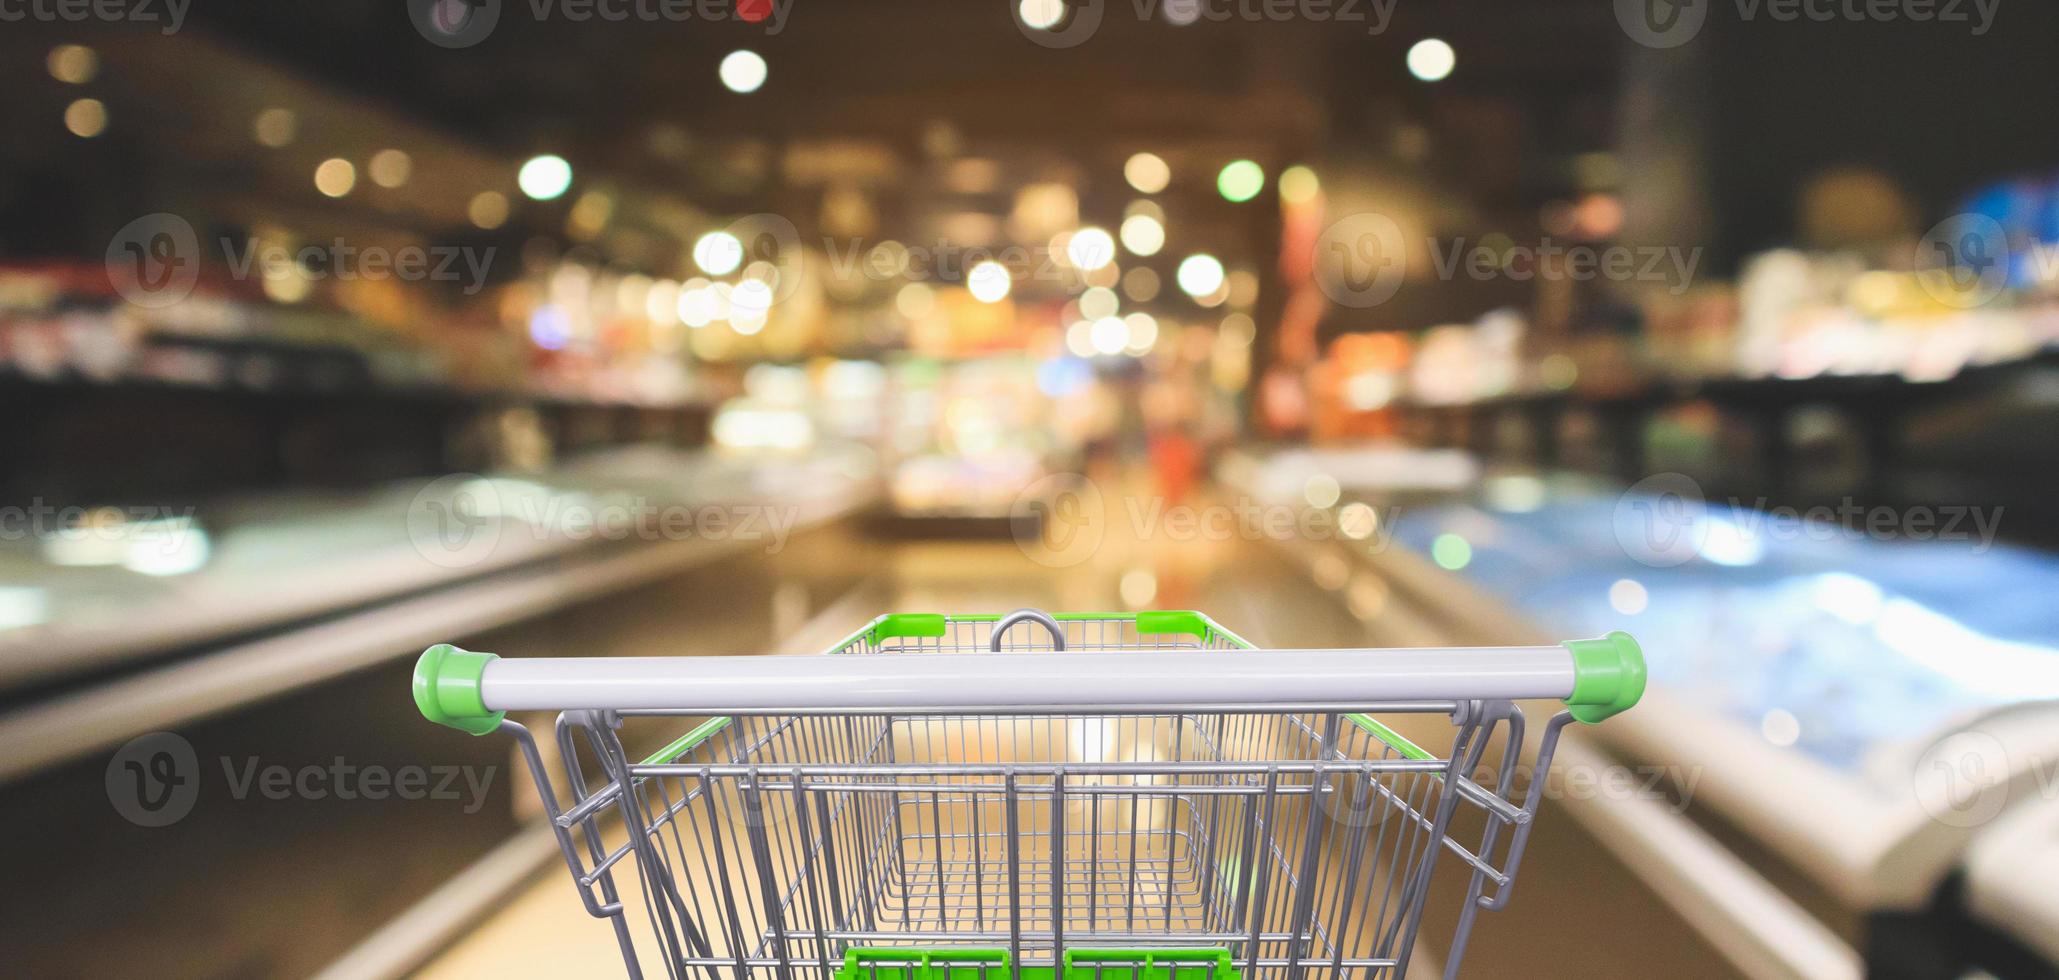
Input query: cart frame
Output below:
<box><xmin>415</xmin><ymin>611</ymin><xmax>1643</xmax><ymax>980</ymax></box>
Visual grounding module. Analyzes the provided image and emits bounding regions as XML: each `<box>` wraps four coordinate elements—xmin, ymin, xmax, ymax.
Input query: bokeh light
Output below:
<box><xmin>63</xmin><ymin>99</ymin><xmax>107</xmax><ymax>139</ymax></box>
<box><xmin>896</xmin><ymin>282</ymin><xmax>937</xmax><ymax>319</ymax></box>
<box><xmin>1123</xmin><ymin>267</ymin><xmax>1162</xmax><ymax>302</ymax></box>
<box><xmin>1068</xmin><ymin>227</ymin><xmax>1116</xmax><ymax>270</ymax></box>
<box><xmin>368</xmin><ymin>149</ymin><xmax>412</xmax><ymax>189</ymax></box>
<box><xmin>518</xmin><ymin>154</ymin><xmax>573</xmax><ymax>200</ymax></box>
<box><xmin>1018</xmin><ymin>0</ymin><xmax>1065</xmax><ymax>30</ymax></box>
<box><xmin>1119</xmin><ymin>213</ymin><xmax>1165</xmax><ymax>256</ymax></box>
<box><xmin>468</xmin><ymin>191</ymin><xmax>510</xmax><ymax>229</ymax></box>
<box><xmin>720</xmin><ymin>50</ymin><xmax>768</xmax><ymax>94</ymax></box>
<box><xmin>47</xmin><ymin>45</ymin><xmax>98</xmax><ymax>85</ymax></box>
<box><xmin>1177</xmin><ymin>253</ymin><xmax>1225</xmax><ymax>297</ymax></box>
<box><xmin>1079</xmin><ymin>286</ymin><xmax>1119</xmax><ymax>320</ymax></box>
<box><xmin>968</xmin><ymin>260</ymin><xmax>1012</xmax><ymax>303</ymax></box>
<box><xmin>252</xmin><ymin>107</ymin><xmax>296</xmax><ymax>148</ymax></box>
<box><xmin>313</xmin><ymin>157</ymin><xmax>356</xmax><ymax>197</ymax></box>
<box><xmin>694</xmin><ymin>231</ymin><xmax>745</xmax><ymax>276</ymax></box>
<box><xmin>1122</xmin><ymin>312</ymin><xmax>1159</xmax><ymax>354</ymax></box>
<box><xmin>1124</xmin><ymin>152</ymin><xmax>1171</xmax><ymax>194</ymax></box>
<box><xmin>1279</xmin><ymin>165</ymin><xmax>1320</xmax><ymax>205</ymax></box>
<box><xmin>1431</xmin><ymin>533</ymin><xmax>1473</xmax><ymax>570</ymax></box>
<box><xmin>1090</xmin><ymin>317</ymin><xmax>1129</xmax><ymax>355</ymax></box>
<box><xmin>1217</xmin><ymin>160</ymin><xmax>1264</xmax><ymax>203</ymax></box>
<box><xmin>1408</xmin><ymin>38</ymin><xmax>1456</xmax><ymax>82</ymax></box>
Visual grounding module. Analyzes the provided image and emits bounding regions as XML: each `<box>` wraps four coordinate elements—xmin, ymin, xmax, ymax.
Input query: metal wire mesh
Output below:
<box><xmin>515</xmin><ymin>615</ymin><xmax>1562</xmax><ymax>980</ymax></box>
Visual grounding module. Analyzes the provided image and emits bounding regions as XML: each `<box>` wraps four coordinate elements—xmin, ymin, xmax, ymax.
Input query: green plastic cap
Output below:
<box><xmin>413</xmin><ymin>643</ymin><xmax>504</xmax><ymax>735</ymax></box>
<box><xmin>1561</xmin><ymin>631</ymin><xmax>1646</xmax><ymax>724</ymax></box>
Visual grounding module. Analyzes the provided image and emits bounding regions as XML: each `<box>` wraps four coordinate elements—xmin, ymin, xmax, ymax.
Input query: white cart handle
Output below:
<box><xmin>414</xmin><ymin>633</ymin><xmax>1643</xmax><ymax>733</ymax></box>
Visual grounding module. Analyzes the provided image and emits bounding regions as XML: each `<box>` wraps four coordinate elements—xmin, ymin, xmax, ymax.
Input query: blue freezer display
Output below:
<box><xmin>1383</xmin><ymin>480</ymin><xmax>2059</xmax><ymax>773</ymax></box>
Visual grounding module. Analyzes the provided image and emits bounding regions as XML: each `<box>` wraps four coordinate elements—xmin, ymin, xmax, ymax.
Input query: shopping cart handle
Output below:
<box><xmin>413</xmin><ymin>643</ymin><xmax>504</xmax><ymax>735</ymax></box>
<box><xmin>1562</xmin><ymin>630</ymin><xmax>1646</xmax><ymax>724</ymax></box>
<box><xmin>413</xmin><ymin>632</ymin><xmax>1644</xmax><ymax>731</ymax></box>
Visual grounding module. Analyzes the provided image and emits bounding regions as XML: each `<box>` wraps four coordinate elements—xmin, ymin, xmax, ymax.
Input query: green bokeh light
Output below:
<box><xmin>1431</xmin><ymin>533</ymin><xmax>1473</xmax><ymax>571</ymax></box>
<box><xmin>1216</xmin><ymin>160</ymin><xmax>1265</xmax><ymax>203</ymax></box>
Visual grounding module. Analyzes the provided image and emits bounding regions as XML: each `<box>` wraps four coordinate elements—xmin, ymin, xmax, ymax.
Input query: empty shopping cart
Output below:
<box><xmin>413</xmin><ymin>609</ymin><xmax>1643</xmax><ymax>980</ymax></box>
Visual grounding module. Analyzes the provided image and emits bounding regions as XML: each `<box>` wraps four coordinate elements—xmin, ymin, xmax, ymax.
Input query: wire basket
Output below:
<box><xmin>415</xmin><ymin>610</ymin><xmax>1646</xmax><ymax>980</ymax></box>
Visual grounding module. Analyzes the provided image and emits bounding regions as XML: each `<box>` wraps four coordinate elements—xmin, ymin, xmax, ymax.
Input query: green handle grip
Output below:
<box><xmin>1561</xmin><ymin>631</ymin><xmax>1646</xmax><ymax>723</ymax></box>
<box><xmin>413</xmin><ymin>643</ymin><xmax>504</xmax><ymax>735</ymax></box>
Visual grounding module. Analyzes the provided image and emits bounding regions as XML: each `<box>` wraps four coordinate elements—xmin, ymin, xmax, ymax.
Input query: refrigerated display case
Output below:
<box><xmin>0</xmin><ymin>443</ymin><xmax>876</xmax><ymax>694</ymax></box>
<box><xmin>1372</xmin><ymin>479</ymin><xmax>2059</xmax><ymax>920</ymax></box>
<box><xmin>1223</xmin><ymin>448</ymin><xmax>1872</xmax><ymax>979</ymax></box>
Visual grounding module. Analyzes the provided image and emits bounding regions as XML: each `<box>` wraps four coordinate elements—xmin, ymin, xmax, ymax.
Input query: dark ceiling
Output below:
<box><xmin>179</xmin><ymin>0</ymin><xmax>1624</xmax><ymax>214</ymax></box>
<box><xmin>3</xmin><ymin>0</ymin><xmax>1629</xmax><ymax>332</ymax></box>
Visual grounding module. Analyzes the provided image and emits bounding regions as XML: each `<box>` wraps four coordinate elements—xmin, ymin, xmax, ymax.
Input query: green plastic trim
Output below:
<box><xmin>870</xmin><ymin>613</ymin><xmax>948</xmax><ymax>643</ymax></box>
<box><xmin>861</xmin><ymin>611</ymin><xmax>1238</xmax><ymax>648</ymax></box>
<box><xmin>838</xmin><ymin>948</ymin><xmax>1009</xmax><ymax>980</ymax></box>
<box><xmin>832</xmin><ymin>948</ymin><xmax>1238</xmax><ymax>980</ymax></box>
<box><xmin>640</xmin><ymin>715</ymin><xmax>735</xmax><ymax>766</ymax></box>
<box><xmin>1562</xmin><ymin>630</ymin><xmax>1647</xmax><ymax>724</ymax></box>
<box><xmin>1196</xmin><ymin>613</ymin><xmax>1254</xmax><ymax>650</ymax></box>
<box><xmin>924</xmin><ymin>612</ymin><xmax>1133</xmax><ymax>622</ymax></box>
<box><xmin>1064</xmin><ymin>949</ymin><xmax>1238</xmax><ymax>980</ymax></box>
<box><xmin>413</xmin><ymin>644</ymin><xmax>504</xmax><ymax>736</ymax></box>
<box><xmin>1134</xmin><ymin>610</ymin><xmax>1210</xmax><ymax>639</ymax></box>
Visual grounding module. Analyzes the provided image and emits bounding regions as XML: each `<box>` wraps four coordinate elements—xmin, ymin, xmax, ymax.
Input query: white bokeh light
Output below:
<box><xmin>719</xmin><ymin>50</ymin><xmax>768</xmax><ymax>94</ymax></box>
<box><xmin>693</xmin><ymin>231</ymin><xmax>745</xmax><ymax>275</ymax></box>
<box><xmin>1608</xmin><ymin>578</ymin><xmax>1650</xmax><ymax>616</ymax></box>
<box><xmin>1124</xmin><ymin>152</ymin><xmax>1171</xmax><ymax>194</ymax></box>
<box><xmin>1176</xmin><ymin>253</ymin><xmax>1225</xmax><ymax>297</ymax></box>
<box><xmin>517</xmin><ymin>154</ymin><xmax>572</xmax><ymax>200</ymax></box>
<box><xmin>1119</xmin><ymin>213</ymin><xmax>1165</xmax><ymax>256</ymax></box>
<box><xmin>968</xmin><ymin>260</ymin><xmax>1012</xmax><ymax>303</ymax></box>
<box><xmin>1078</xmin><ymin>286</ymin><xmax>1119</xmax><ymax>320</ymax></box>
<box><xmin>1018</xmin><ymin>0</ymin><xmax>1065</xmax><ymax>29</ymax></box>
<box><xmin>1090</xmin><ymin>316</ymin><xmax>1129</xmax><ymax>355</ymax></box>
<box><xmin>1067</xmin><ymin>227</ymin><xmax>1116</xmax><ymax>271</ymax></box>
<box><xmin>1407</xmin><ymin>38</ymin><xmax>1455</xmax><ymax>82</ymax></box>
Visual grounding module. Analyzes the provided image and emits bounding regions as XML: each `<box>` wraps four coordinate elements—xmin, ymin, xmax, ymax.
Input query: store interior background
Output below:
<box><xmin>2</xmin><ymin>2</ymin><xmax>2057</xmax><ymax>978</ymax></box>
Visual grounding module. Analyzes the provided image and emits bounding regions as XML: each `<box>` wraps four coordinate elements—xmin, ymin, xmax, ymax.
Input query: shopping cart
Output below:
<box><xmin>413</xmin><ymin>610</ymin><xmax>1643</xmax><ymax>980</ymax></box>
